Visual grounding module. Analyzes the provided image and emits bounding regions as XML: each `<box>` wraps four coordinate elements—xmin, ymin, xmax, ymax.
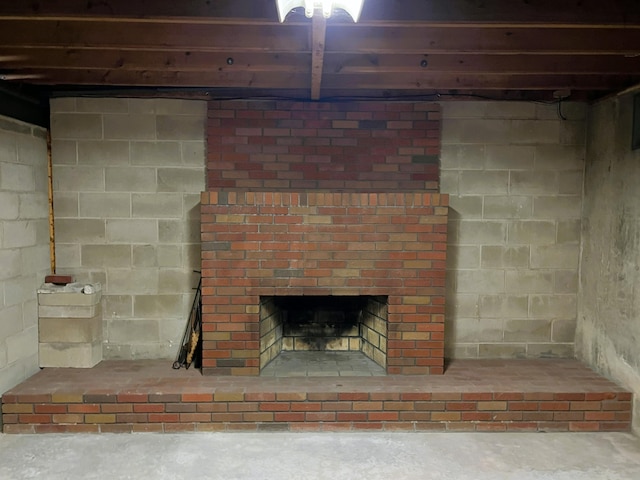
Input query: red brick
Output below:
<box><xmin>569</xmin><ymin>422</ymin><xmax>601</xmax><ymax>432</ymax></box>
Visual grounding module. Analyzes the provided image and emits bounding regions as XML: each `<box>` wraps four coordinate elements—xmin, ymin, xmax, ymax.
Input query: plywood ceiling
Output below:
<box><xmin>0</xmin><ymin>0</ymin><xmax>639</xmax><ymax>101</ymax></box>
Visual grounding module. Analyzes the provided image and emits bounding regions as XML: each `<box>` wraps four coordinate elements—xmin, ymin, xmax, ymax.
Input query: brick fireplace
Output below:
<box><xmin>201</xmin><ymin>100</ymin><xmax>448</xmax><ymax>376</ymax></box>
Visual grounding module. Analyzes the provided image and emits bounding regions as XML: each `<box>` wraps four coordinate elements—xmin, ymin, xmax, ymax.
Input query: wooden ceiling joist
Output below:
<box><xmin>0</xmin><ymin>0</ymin><xmax>639</xmax><ymax>100</ymax></box>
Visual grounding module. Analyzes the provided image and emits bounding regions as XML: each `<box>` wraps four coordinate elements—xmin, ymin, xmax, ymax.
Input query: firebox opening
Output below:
<box><xmin>259</xmin><ymin>295</ymin><xmax>388</xmax><ymax>375</ymax></box>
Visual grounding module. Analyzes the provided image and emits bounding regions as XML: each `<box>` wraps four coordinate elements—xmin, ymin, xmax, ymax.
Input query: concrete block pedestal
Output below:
<box><xmin>37</xmin><ymin>283</ymin><xmax>103</xmax><ymax>368</ymax></box>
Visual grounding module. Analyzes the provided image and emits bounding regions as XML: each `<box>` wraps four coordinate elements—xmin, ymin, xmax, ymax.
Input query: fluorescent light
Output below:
<box><xmin>276</xmin><ymin>0</ymin><xmax>364</xmax><ymax>22</ymax></box>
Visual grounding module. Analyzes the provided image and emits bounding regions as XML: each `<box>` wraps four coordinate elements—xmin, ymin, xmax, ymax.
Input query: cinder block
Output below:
<box><xmin>0</xmin><ymin>304</ymin><xmax>24</xmax><ymax>341</ymax></box>
<box><xmin>6</xmin><ymin>327</ymin><xmax>38</xmax><ymax>364</ymax></box>
<box><xmin>526</xmin><ymin>343</ymin><xmax>574</xmax><ymax>358</ymax></box>
<box><xmin>50</xmin><ymin>113</ymin><xmax>103</xmax><ymax>140</ymax></box>
<box><xmin>459</xmin><ymin>171</ymin><xmax>509</xmax><ymax>195</ymax></box>
<box><xmin>510</xmin><ymin>120</ymin><xmax>560</xmax><ymax>145</ymax></box>
<box><xmin>481</xmin><ymin>245</ymin><xmax>529</xmax><ymax>269</ymax></box>
<box><xmin>181</xmin><ymin>141</ymin><xmax>206</xmax><ymax>166</ymax></box>
<box><xmin>50</xmin><ymin>98</ymin><xmax>77</xmax><ymax>113</ymax></box>
<box><xmin>18</xmin><ymin>192</ymin><xmax>48</xmax><ymax>220</ymax></box>
<box><xmin>478</xmin><ymin>343</ymin><xmax>526</xmax><ymax>358</ymax></box>
<box><xmin>479</xmin><ymin>295</ymin><xmax>528</xmax><ymax>318</ymax></box>
<box><xmin>447</xmin><ymin>196</ymin><xmax>483</xmax><ymax>218</ymax></box>
<box><xmin>81</xmin><ymin>244</ymin><xmax>132</xmax><ymax>267</ymax></box>
<box><xmin>104</xmin><ymin>270</ymin><xmax>159</xmax><ymax>295</ymax></box>
<box><xmin>152</xmin><ymin>99</ymin><xmax>206</xmax><ymax>115</ymax></box>
<box><xmin>51</xmin><ymin>140</ymin><xmax>77</xmax><ymax>165</ymax></box>
<box><xmin>39</xmin><ymin>315</ymin><xmax>102</xmax><ymax>343</ymax></box>
<box><xmin>130</xmin><ymin>141</ymin><xmax>181</xmax><ymax>166</ymax></box>
<box><xmin>445</xmin><ymin>294</ymin><xmax>479</xmax><ymax>318</ymax></box>
<box><xmin>484</xmin><ymin>102</ymin><xmax>536</xmax><ymax>118</ymax></box>
<box><xmin>456</xmin><ymin>220</ymin><xmax>507</xmax><ymax>245</ymax></box>
<box><xmin>77</xmin><ymin>140</ymin><xmax>129</xmax><ymax>165</ymax></box>
<box><xmin>534</xmin><ymin>145</ymin><xmax>585</xmax><ymax>171</ymax></box>
<box><xmin>159</xmin><ymin>219</ymin><xmax>200</xmax><ymax>243</ymax></box>
<box><xmin>78</xmin><ymin>192</ymin><xmax>131</xmax><ymax>218</ymax></box>
<box><xmin>156</xmin><ymin>115</ymin><xmax>205</xmax><ymax>140</ymax></box>
<box><xmin>0</xmin><ymin>191</ymin><xmax>19</xmax><ymax>219</ymax></box>
<box><xmin>103</xmin><ymin>114</ymin><xmax>156</xmax><ymax>140</ymax></box>
<box><xmin>157</xmin><ymin>168</ymin><xmax>205</xmax><ymax>193</ymax></box>
<box><xmin>52</xmin><ymin>192</ymin><xmax>79</xmax><ymax>218</ymax></box>
<box><xmin>54</xmin><ymin>244</ymin><xmax>81</xmax><ymax>268</ymax></box>
<box><xmin>560</xmin><ymin>120</ymin><xmax>586</xmax><ymax>146</ymax></box>
<box><xmin>484</xmin><ymin>145</ymin><xmax>535</xmax><ymax>170</ymax></box>
<box><xmin>558</xmin><ymin>171</ymin><xmax>584</xmax><ymax>195</ymax></box>
<box><xmin>510</xmin><ymin>171</ymin><xmax>558</xmax><ymax>195</ymax></box>
<box><xmin>132</xmin><ymin>193</ymin><xmax>183</xmax><ymax>218</ymax></box>
<box><xmin>105</xmin><ymin>166</ymin><xmax>157</xmax><ymax>192</ymax></box>
<box><xmin>103</xmin><ymin>295</ymin><xmax>133</xmax><ymax>318</ymax></box>
<box><xmin>38</xmin><ymin>284</ymin><xmax>102</xmax><ymax>306</ymax></box>
<box><xmin>557</xmin><ymin>220</ymin><xmax>581</xmax><ymax>244</ymax></box>
<box><xmin>551</xmin><ymin>318</ymin><xmax>577</xmax><ymax>343</ymax></box>
<box><xmin>39</xmin><ymin>341</ymin><xmax>102</xmax><ymax>368</ymax></box>
<box><xmin>0</xmin><ymin>163</ymin><xmax>35</xmax><ymax>192</ymax></box>
<box><xmin>440</xmin><ymin>145</ymin><xmax>486</xmax><ymax>170</ymax></box>
<box><xmin>533</xmin><ymin>196</ymin><xmax>582</xmax><ymax>219</ymax></box>
<box><xmin>455</xmin><ymin>269</ymin><xmax>505</xmax><ymax>294</ymax></box>
<box><xmin>447</xmin><ymin>245</ymin><xmax>480</xmax><ymax>270</ymax></box>
<box><xmin>106</xmin><ymin>219</ymin><xmax>157</xmax><ymax>243</ymax></box>
<box><xmin>38</xmin><ymin>304</ymin><xmax>101</xmax><ymax>318</ymax></box>
<box><xmin>483</xmin><ymin>196</ymin><xmax>532</xmax><ymax>219</ymax></box>
<box><xmin>508</xmin><ymin>221</ymin><xmax>556</xmax><ymax>245</ymax></box>
<box><xmin>442</xmin><ymin>101</ymin><xmax>487</xmax><ymax>119</ymax></box>
<box><xmin>2</xmin><ymin>220</ymin><xmax>36</xmax><ymax>248</ymax></box>
<box><xmin>0</xmin><ymin>250</ymin><xmax>21</xmax><ymax>280</ymax></box>
<box><xmin>76</xmin><ymin>98</ymin><xmax>129</xmax><ymax>113</ymax></box>
<box><xmin>53</xmin><ymin>166</ymin><xmax>104</xmax><ymax>192</ymax></box>
<box><xmin>443</xmin><ymin>118</ymin><xmax>510</xmax><ymax>144</ymax></box>
<box><xmin>504</xmin><ymin>319</ymin><xmax>551</xmax><ymax>342</ymax></box>
<box><xmin>530</xmin><ymin>295</ymin><xmax>577</xmax><ymax>319</ymax></box>
<box><xmin>107</xmin><ymin>319</ymin><xmax>160</xmax><ymax>343</ymax></box>
<box><xmin>505</xmin><ymin>270</ymin><xmax>554</xmax><ymax>294</ymax></box>
<box><xmin>554</xmin><ymin>270</ymin><xmax>578</xmax><ymax>294</ymax></box>
<box><xmin>452</xmin><ymin>318</ymin><xmax>503</xmax><ymax>342</ymax></box>
<box><xmin>133</xmin><ymin>294</ymin><xmax>186</xmax><ymax>318</ymax></box>
<box><xmin>531</xmin><ymin>244</ymin><xmax>580</xmax><ymax>269</ymax></box>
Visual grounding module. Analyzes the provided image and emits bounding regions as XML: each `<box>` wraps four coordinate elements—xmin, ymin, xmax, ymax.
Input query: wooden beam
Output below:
<box><xmin>0</xmin><ymin>48</ymin><xmax>311</xmax><ymax>72</ymax></box>
<box><xmin>324</xmin><ymin>25</ymin><xmax>640</xmax><ymax>55</ymax></box>
<box><xmin>17</xmin><ymin>68</ymin><xmax>310</xmax><ymax>88</ymax></box>
<box><xmin>0</xmin><ymin>20</ymin><xmax>311</xmax><ymax>52</ymax></box>
<box><xmin>323</xmin><ymin>53</ymin><xmax>640</xmax><ymax>75</ymax></box>
<box><xmin>320</xmin><ymin>73</ymin><xmax>639</xmax><ymax>91</ymax></box>
<box><xmin>1</xmin><ymin>0</ymin><xmax>639</xmax><ymax>25</ymax></box>
<box><xmin>310</xmin><ymin>14</ymin><xmax>327</xmax><ymax>100</ymax></box>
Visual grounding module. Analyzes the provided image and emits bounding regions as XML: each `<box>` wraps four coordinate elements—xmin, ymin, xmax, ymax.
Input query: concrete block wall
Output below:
<box><xmin>50</xmin><ymin>98</ymin><xmax>206</xmax><ymax>359</ymax></box>
<box><xmin>0</xmin><ymin>115</ymin><xmax>50</xmax><ymax>395</ymax></box>
<box><xmin>578</xmin><ymin>93</ymin><xmax>640</xmax><ymax>434</ymax></box>
<box><xmin>440</xmin><ymin>101</ymin><xmax>586</xmax><ymax>358</ymax></box>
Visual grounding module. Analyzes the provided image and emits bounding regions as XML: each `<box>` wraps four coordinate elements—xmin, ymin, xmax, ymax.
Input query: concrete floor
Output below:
<box><xmin>1</xmin><ymin>432</ymin><xmax>639</xmax><ymax>479</ymax></box>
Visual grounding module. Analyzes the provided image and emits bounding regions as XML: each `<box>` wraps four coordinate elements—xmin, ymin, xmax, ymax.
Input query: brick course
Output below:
<box><xmin>3</xmin><ymin>390</ymin><xmax>631</xmax><ymax>434</ymax></box>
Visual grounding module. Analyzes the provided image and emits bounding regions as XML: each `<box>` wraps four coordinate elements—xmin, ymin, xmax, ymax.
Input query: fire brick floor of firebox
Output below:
<box><xmin>260</xmin><ymin>351</ymin><xmax>386</xmax><ymax>377</ymax></box>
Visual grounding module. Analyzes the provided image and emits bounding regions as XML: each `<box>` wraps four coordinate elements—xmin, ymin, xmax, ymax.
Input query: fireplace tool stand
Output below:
<box><xmin>172</xmin><ymin>272</ymin><xmax>202</xmax><ymax>370</ymax></box>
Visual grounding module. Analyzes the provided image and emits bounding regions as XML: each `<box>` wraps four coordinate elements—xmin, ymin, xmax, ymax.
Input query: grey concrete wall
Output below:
<box><xmin>577</xmin><ymin>93</ymin><xmax>640</xmax><ymax>433</ymax></box>
<box><xmin>0</xmin><ymin>115</ymin><xmax>49</xmax><ymax>395</ymax></box>
<box><xmin>48</xmin><ymin>98</ymin><xmax>587</xmax><ymax>362</ymax></box>
<box><xmin>50</xmin><ymin>98</ymin><xmax>206</xmax><ymax>359</ymax></box>
<box><xmin>441</xmin><ymin>101</ymin><xmax>586</xmax><ymax>359</ymax></box>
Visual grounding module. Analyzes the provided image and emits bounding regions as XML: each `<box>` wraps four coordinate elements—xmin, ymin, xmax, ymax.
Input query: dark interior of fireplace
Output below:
<box><xmin>259</xmin><ymin>295</ymin><xmax>389</xmax><ymax>375</ymax></box>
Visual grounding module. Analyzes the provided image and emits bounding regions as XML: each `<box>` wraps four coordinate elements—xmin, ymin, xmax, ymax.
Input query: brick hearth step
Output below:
<box><xmin>1</xmin><ymin>359</ymin><xmax>631</xmax><ymax>434</ymax></box>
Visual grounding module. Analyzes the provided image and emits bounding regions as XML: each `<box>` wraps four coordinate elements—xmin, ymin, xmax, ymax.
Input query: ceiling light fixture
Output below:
<box><xmin>276</xmin><ymin>0</ymin><xmax>364</xmax><ymax>22</ymax></box>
